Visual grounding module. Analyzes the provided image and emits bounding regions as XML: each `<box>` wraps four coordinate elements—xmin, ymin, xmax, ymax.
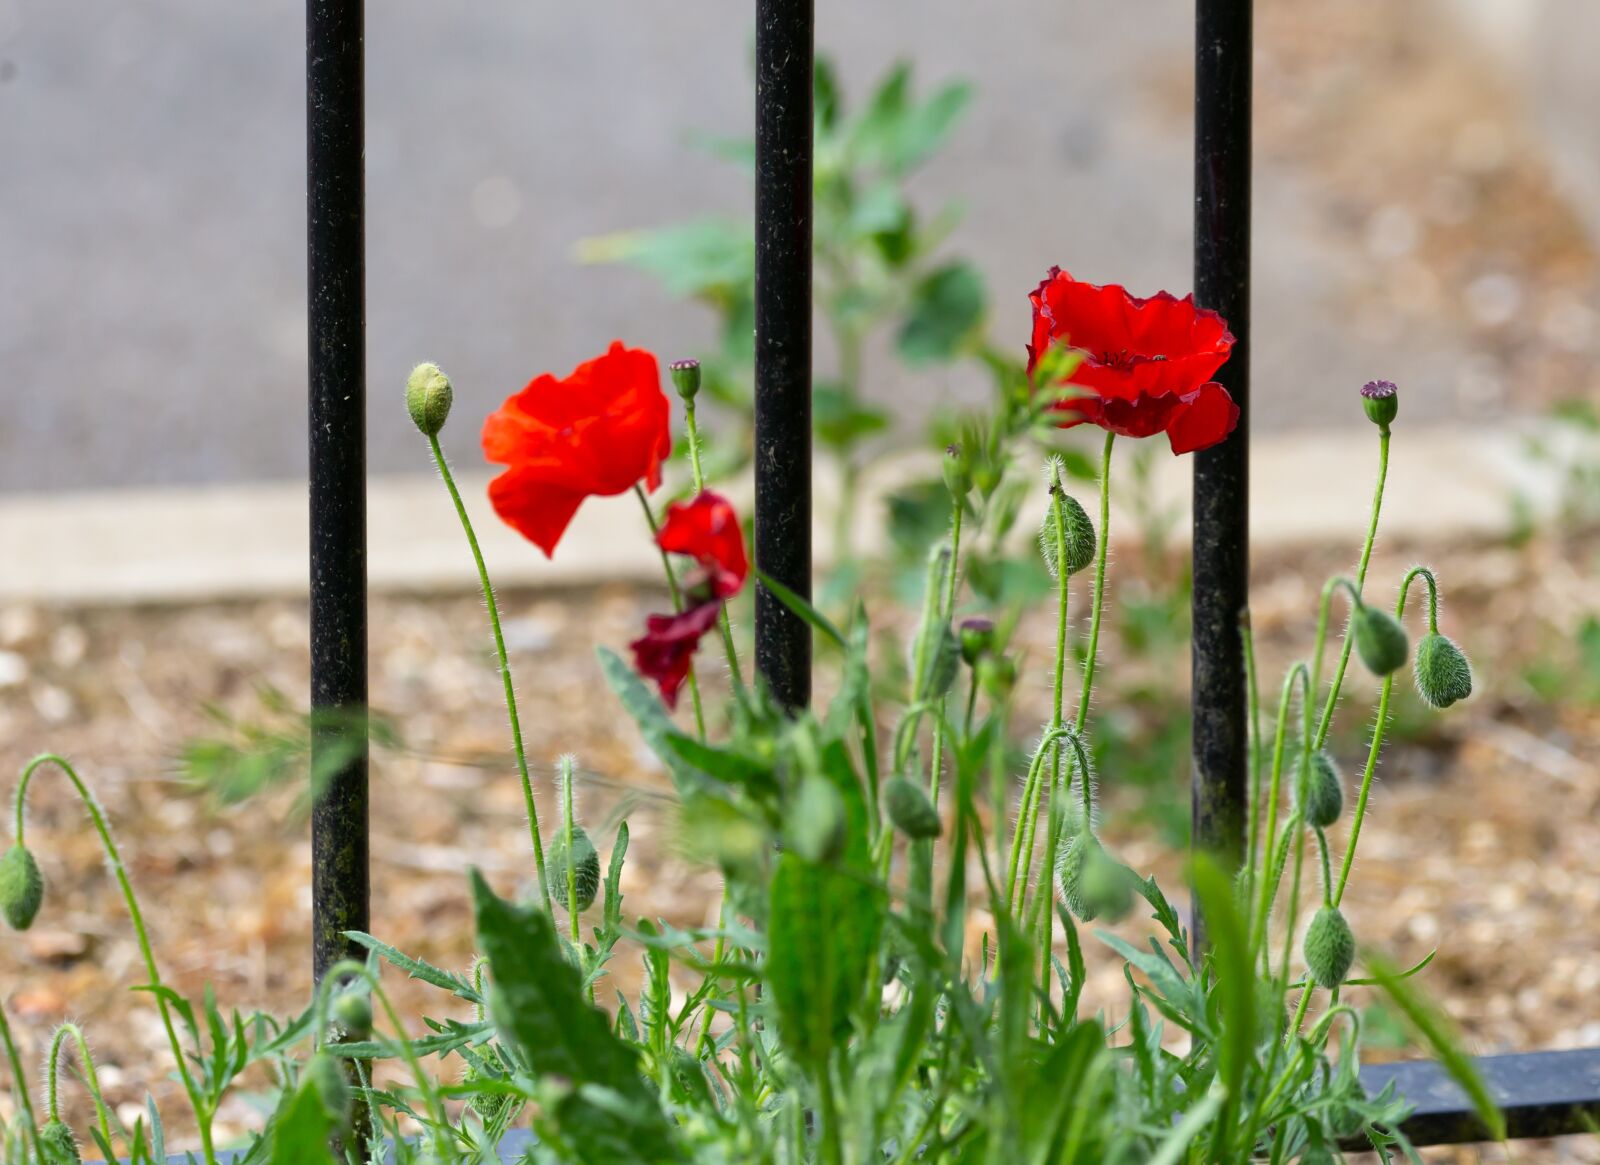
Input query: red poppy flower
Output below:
<box><xmin>656</xmin><ymin>491</ymin><xmax>749</xmax><ymax>601</ymax></box>
<box><xmin>482</xmin><ymin>342</ymin><xmax>672</xmax><ymax>557</ymax></box>
<box><xmin>1027</xmin><ymin>267</ymin><xmax>1239</xmax><ymax>454</ymax></box>
<box><xmin>629</xmin><ymin>601</ymin><xmax>721</xmax><ymax>710</ymax></box>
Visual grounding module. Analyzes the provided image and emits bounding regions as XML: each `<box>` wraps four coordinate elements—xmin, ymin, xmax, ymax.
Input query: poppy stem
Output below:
<box><xmin>426</xmin><ymin>435</ymin><xmax>553</xmax><ymax>920</ymax></box>
<box><xmin>682</xmin><ymin>401</ymin><xmax>747</xmax><ymax>699</ymax></box>
<box><xmin>1075</xmin><ymin>432</ymin><xmax>1116</xmax><ymax>731</ymax></box>
<box><xmin>633</xmin><ymin>484</ymin><xmax>709</xmax><ymax>740</ymax></box>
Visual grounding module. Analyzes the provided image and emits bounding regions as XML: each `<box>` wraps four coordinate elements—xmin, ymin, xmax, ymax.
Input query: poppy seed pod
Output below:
<box><xmin>0</xmin><ymin>844</ymin><xmax>43</xmax><ymax>931</ymax></box>
<box><xmin>1413</xmin><ymin>632</ymin><xmax>1472</xmax><ymax>709</ymax></box>
<box><xmin>37</xmin><ymin>1119</ymin><xmax>81</xmax><ymax>1165</ymax></box>
<box><xmin>1304</xmin><ymin>906</ymin><xmax>1356</xmax><ymax>989</ymax></box>
<box><xmin>786</xmin><ymin>776</ymin><xmax>847</xmax><ymax>864</ymax></box>
<box><xmin>958</xmin><ymin>617</ymin><xmax>996</xmax><ymax>666</ymax></box>
<box><xmin>1297</xmin><ymin>750</ymin><xmax>1344</xmax><ymax>829</ymax></box>
<box><xmin>1038</xmin><ymin>490</ymin><xmax>1096</xmax><ymax>578</ymax></box>
<box><xmin>668</xmin><ymin>358</ymin><xmax>702</xmax><ymax>403</ymax></box>
<box><xmin>406</xmin><ymin>362</ymin><xmax>453</xmax><ymax>437</ymax></box>
<box><xmin>884</xmin><ymin>776</ymin><xmax>941</xmax><ymax>840</ymax></box>
<box><xmin>547</xmin><ymin>826</ymin><xmax>601</xmax><ymax>912</ymax></box>
<box><xmin>1360</xmin><ymin>379</ymin><xmax>1398</xmax><ymax>429</ymax></box>
<box><xmin>1354</xmin><ymin>606</ymin><xmax>1408</xmax><ymax>676</ymax></box>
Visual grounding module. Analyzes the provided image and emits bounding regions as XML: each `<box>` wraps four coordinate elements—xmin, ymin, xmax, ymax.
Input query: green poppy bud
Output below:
<box><xmin>1039</xmin><ymin>490</ymin><xmax>1096</xmax><ymax>578</ymax></box>
<box><xmin>330</xmin><ymin>988</ymin><xmax>373</xmax><ymax>1040</ymax></box>
<box><xmin>1303</xmin><ymin>906</ymin><xmax>1356</xmax><ymax>989</ymax></box>
<box><xmin>464</xmin><ymin>1065</ymin><xmax>516</xmax><ymax>1124</ymax></box>
<box><xmin>958</xmin><ymin>617</ymin><xmax>996</xmax><ymax>666</ymax></box>
<box><xmin>1077</xmin><ymin>841</ymin><xmax>1136</xmax><ymax>922</ymax></box>
<box><xmin>1360</xmin><ymin>379</ymin><xmax>1398</xmax><ymax>429</ymax></box>
<box><xmin>942</xmin><ymin>443</ymin><xmax>973</xmax><ymax>500</ymax></box>
<box><xmin>0</xmin><ymin>844</ymin><xmax>44</xmax><ymax>931</ymax></box>
<box><xmin>1054</xmin><ymin>835</ymin><xmax>1100</xmax><ymax>922</ymax></box>
<box><xmin>405</xmin><ymin>362</ymin><xmax>453</xmax><ymax>437</ymax></box>
<box><xmin>1354</xmin><ymin>606</ymin><xmax>1408</xmax><ymax>676</ymax></box>
<box><xmin>669</xmin><ymin>358</ymin><xmax>702</xmax><ymax>403</ymax></box>
<box><xmin>924</xmin><ymin>624</ymin><xmax>961</xmax><ymax>698</ymax></box>
<box><xmin>546</xmin><ymin>826</ymin><xmax>601</xmax><ymax>912</ymax></box>
<box><xmin>976</xmin><ymin>654</ymin><xmax>1017</xmax><ymax>702</ymax></box>
<box><xmin>38</xmin><ymin>1119</ymin><xmax>81</xmax><ymax>1165</ymax></box>
<box><xmin>884</xmin><ymin>776</ymin><xmax>941</xmax><ymax>840</ymax></box>
<box><xmin>1413</xmin><ymin>632</ymin><xmax>1472</xmax><ymax>709</ymax></box>
<box><xmin>785</xmin><ymin>776</ymin><xmax>847</xmax><ymax>864</ymax></box>
<box><xmin>1297</xmin><ymin>750</ymin><xmax>1344</xmax><ymax>829</ymax></box>
<box><xmin>301</xmin><ymin>1051</ymin><xmax>352</xmax><ymax>1130</ymax></box>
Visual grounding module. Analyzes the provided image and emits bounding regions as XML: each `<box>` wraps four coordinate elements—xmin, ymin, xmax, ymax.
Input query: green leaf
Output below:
<box><xmin>344</xmin><ymin>932</ymin><xmax>481</xmax><ymax>1004</ymax></box>
<box><xmin>753</xmin><ymin>571</ymin><xmax>846</xmax><ymax>648</ymax></box>
<box><xmin>813</xmin><ymin>383</ymin><xmax>891</xmax><ymax>452</ymax></box>
<box><xmin>576</xmin><ymin>218</ymin><xmax>753</xmax><ymax>298</ymax></box>
<box><xmin>889</xmin><ymin>79</ymin><xmax>974</xmax><ymax>173</ymax></box>
<box><xmin>1366</xmin><ymin>949</ymin><xmax>1506</xmax><ymax>1142</ymax></box>
<box><xmin>597</xmin><ymin>647</ymin><xmax>710</xmax><ymax>795</ymax></box>
<box><xmin>897</xmin><ymin>262</ymin><xmax>986</xmax><ymax>365</ymax></box>
<box><xmin>662</xmin><ymin>731</ymin><xmax>776</xmax><ymax>792</ymax></box>
<box><xmin>1190</xmin><ymin>854</ymin><xmax>1256</xmax><ymax>1159</ymax></box>
<box><xmin>268</xmin><ymin>1081</ymin><xmax>336</xmax><ymax>1165</ymax></box>
<box><xmin>471</xmin><ymin>870</ymin><xmax>683</xmax><ymax>1164</ymax></box>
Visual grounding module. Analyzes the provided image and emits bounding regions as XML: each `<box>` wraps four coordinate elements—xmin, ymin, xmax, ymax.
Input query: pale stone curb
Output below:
<box><xmin>0</xmin><ymin>425</ymin><xmax>1573</xmax><ymax>607</ymax></box>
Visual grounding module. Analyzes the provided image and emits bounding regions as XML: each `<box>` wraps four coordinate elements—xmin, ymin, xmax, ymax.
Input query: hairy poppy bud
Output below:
<box><xmin>1354</xmin><ymin>606</ymin><xmax>1408</xmax><ymax>676</ymax></box>
<box><xmin>1039</xmin><ymin>490</ymin><xmax>1096</xmax><ymax>578</ymax></box>
<box><xmin>669</xmin><ymin>358</ymin><xmax>702</xmax><ymax>403</ymax></box>
<box><xmin>301</xmin><ymin>1051</ymin><xmax>352</xmax><ymax>1130</ymax></box>
<box><xmin>1304</xmin><ymin>906</ymin><xmax>1355</xmax><ymax>988</ymax></box>
<box><xmin>1360</xmin><ymin>379</ymin><xmax>1398</xmax><ymax>429</ymax></box>
<box><xmin>1055</xmin><ymin>835</ymin><xmax>1128</xmax><ymax>922</ymax></box>
<box><xmin>958</xmin><ymin>617</ymin><xmax>996</xmax><ymax>666</ymax></box>
<box><xmin>331</xmin><ymin>988</ymin><xmax>373</xmax><ymax>1040</ymax></box>
<box><xmin>942</xmin><ymin>443</ymin><xmax>973</xmax><ymax>500</ymax></box>
<box><xmin>0</xmin><ymin>844</ymin><xmax>43</xmax><ymax>931</ymax></box>
<box><xmin>547</xmin><ymin>826</ymin><xmax>601</xmax><ymax>912</ymax></box>
<box><xmin>1413</xmin><ymin>632</ymin><xmax>1472</xmax><ymax>709</ymax></box>
<box><xmin>465</xmin><ymin>1065</ymin><xmax>516</xmax><ymax>1124</ymax></box>
<box><xmin>38</xmin><ymin>1119</ymin><xmax>80</xmax><ymax>1165</ymax></box>
<box><xmin>1297</xmin><ymin>750</ymin><xmax>1344</xmax><ymax>829</ymax></box>
<box><xmin>976</xmin><ymin>654</ymin><xmax>1017</xmax><ymax>702</ymax></box>
<box><xmin>786</xmin><ymin>775</ymin><xmax>847</xmax><ymax>864</ymax></box>
<box><xmin>406</xmin><ymin>362</ymin><xmax>454</xmax><ymax>437</ymax></box>
<box><xmin>925</xmin><ymin>624</ymin><xmax>961</xmax><ymax>698</ymax></box>
<box><xmin>884</xmin><ymin>776</ymin><xmax>940</xmax><ymax>840</ymax></box>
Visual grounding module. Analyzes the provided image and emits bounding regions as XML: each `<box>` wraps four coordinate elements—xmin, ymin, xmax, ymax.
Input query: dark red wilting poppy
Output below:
<box><xmin>630</xmin><ymin>490</ymin><xmax>748</xmax><ymax>708</ymax></box>
<box><xmin>482</xmin><ymin>342</ymin><xmax>672</xmax><ymax>557</ymax></box>
<box><xmin>656</xmin><ymin>492</ymin><xmax>749</xmax><ymax>601</ymax></box>
<box><xmin>1027</xmin><ymin>267</ymin><xmax>1239</xmax><ymax>455</ymax></box>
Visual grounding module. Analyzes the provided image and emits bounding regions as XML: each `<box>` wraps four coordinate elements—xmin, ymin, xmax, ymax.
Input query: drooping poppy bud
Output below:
<box><xmin>1297</xmin><ymin>750</ymin><xmax>1344</xmax><ymax>829</ymax></box>
<box><xmin>1077</xmin><ymin>840</ymin><xmax>1136</xmax><ymax>922</ymax></box>
<box><xmin>406</xmin><ymin>362</ymin><xmax>454</xmax><ymax>437</ymax></box>
<box><xmin>924</xmin><ymin>624</ymin><xmax>961</xmax><ymax>699</ymax></box>
<box><xmin>884</xmin><ymin>776</ymin><xmax>941</xmax><ymax>840</ymax></box>
<box><xmin>0</xmin><ymin>844</ymin><xmax>43</xmax><ymax>931</ymax></box>
<box><xmin>785</xmin><ymin>776</ymin><xmax>847</xmax><ymax>864</ymax></box>
<box><xmin>1303</xmin><ymin>906</ymin><xmax>1356</xmax><ymax>988</ymax></box>
<box><xmin>1354</xmin><ymin>606</ymin><xmax>1408</xmax><ymax>676</ymax></box>
<box><xmin>1039</xmin><ymin>488</ymin><xmax>1096</xmax><ymax>578</ymax></box>
<box><xmin>547</xmin><ymin>826</ymin><xmax>601</xmax><ymax>912</ymax></box>
<box><xmin>331</xmin><ymin>988</ymin><xmax>373</xmax><ymax>1041</ymax></box>
<box><xmin>1054</xmin><ymin>835</ymin><xmax>1102</xmax><ymax>922</ymax></box>
<box><xmin>669</xmin><ymin>358</ymin><xmax>702</xmax><ymax>403</ymax></box>
<box><xmin>1413</xmin><ymin>632</ymin><xmax>1472</xmax><ymax>709</ymax></box>
<box><xmin>38</xmin><ymin>1119</ymin><xmax>81</xmax><ymax>1165</ymax></box>
<box><xmin>1360</xmin><ymin>379</ymin><xmax>1398</xmax><ymax>429</ymax></box>
<box><xmin>958</xmin><ymin>617</ymin><xmax>996</xmax><ymax>666</ymax></box>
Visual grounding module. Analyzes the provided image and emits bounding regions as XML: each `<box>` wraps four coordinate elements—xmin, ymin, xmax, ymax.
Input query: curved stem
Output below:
<box><xmin>428</xmin><ymin>436</ymin><xmax>552</xmax><ymax>918</ymax></box>
<box><xmin>46</xmin><ymin>1022</ymin><xmax>116</xmax><ymax>1150</ymax></box>
<box><xmin>1250</xmin><ymin>665</ymin><xmax>1309</xmax><ymax>964</ymax></box>
<box><xmin>928</xmin><ymin>504</ymin><xmax>965</xmax><ymax>808</ymax></box>
<box><xmin>1241</xmin><ymin>611</ymin><xmax>1264</xmax><ymax>917</ymax></box>
<box><xmin>1074</xmin><ymin>432</ymin><xmax>1116</xmax><ymax>731</ymax></box>
<box><xmin>633</xmin><ymin>484</ymin><xmax>709</xmax><ymax>741</ymax></box>
<box><xmin>683</xmin><ymin>401</ymin><xmax>746</xmax><ymax>694</ymax></box>
<box><xmin>1315</xmin><ymin>827</ymin><xmax>1333</xmax><ymax>908</ymax></box>
<box><xmin>13</xmin><ymin>754</ymin><xmax>215</xmax><ymax>1163</ymax></box>
<box><xmin>1</xmin><ymin>1003</ymin><xmax>34</xmax><ymax>1126</ymax></box>
<box><xmin>1313</xmin><ymin>430</ymin><xmax>1391</xmax><ymax>750</ymax></box>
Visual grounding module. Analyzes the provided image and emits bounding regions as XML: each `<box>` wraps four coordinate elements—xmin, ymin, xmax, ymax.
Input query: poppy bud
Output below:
<box><xmin>1354</xmin><ymin>606</ymin><xmax>1408</xmax><ymax>676</ymax></box>
<box><xmin>1360</xmin><ymin>379</ymin><xmax>1398</xmax><ymax>429</ymax></box>
<box><xmin>301</xmin><ymin>1051</ymin><xmax>352</xmax><ymax>1130</ymax></box>
<box><xmin>38</xmin><ymin>1119</ymin><xmax>80</xmax><ymax>1165</ymax></box>
<box><xmin>331</xmin><ymin>988</ymin><xmax>373</xmax><ymax>1040</ymax></box>
<box><xmin>669</xmin><ymin>358</ymin><xmax>702</xmax><ymax>403</ymax></box>
<box><xmin>884</xmin><ymin>776</ymin><xmax>941</xmax><ymax>839</ymax></box>
<box><xmin>1055</xmin><ymin>835</ymin><xmax>1107</xmax><ymax>922</ymax></box>
<box><xmin>1077</xmin><ymin>841</ymin><xmax>1136</xmax><ymax>922</ymax></box>
<box><xmin>0</xmin><ymin>844</ymin><xmax>43</xmax><ymax>931</ymax></box>
<box><xmin>1413</xmin><ymin>632</ymin><xmax>1472</xmax><ymax>709</ymax></box>
<box><xmin>464</xmin><ymin>1066</ymin><xmax>515</xmax><ymax>1124</ymax></box>
<box><xmin>1297</xmin><ymin>750</ymin><xmax>1344</xmax><ymax>829</ymax></box>
<box><xmin>547</xmin><ymin>826</ymin><xmax>601</xmax><ymax>912</ymax></box>
<box><xmin>976</xmin><ymin>654</ymin><xmax>1017</xmax><ymax>702</ymax></box>
<box><xmin>972</xmin><ymin>458</ymin><xmax>1003</xmax><ymax>498</ymax></box>
<box><xmin>406</xmin><ymin>362</ymin><xmax>454</xmax><ymax>437</ymax></box>
<box><xmin>785</xmin><ymin>776</ymin><xmax>847</xmax><ymax>863</ymax></box>
<box><xmin>1303</xmin><ymin>906</ymin><xmax>1355</xmax><ymax>988</ymax></box>
<box><xmin>1039</xmin><ymin>491</ymin><xmax>1096</xmax><ymax>578</ymax></box>
<box><xmin>942</xmin><ymin>443</ymin><xmax>973</xmax><ymax>500</ymax></box>
<box><xmin>958</xmin><ymin>617</ymin><xmax>996</xmax><ymax>666</ymax></box>
<box><xmin>925</xmin><ymin>624</ymin><xmax>961</xmax><ymax>699</ymax></box>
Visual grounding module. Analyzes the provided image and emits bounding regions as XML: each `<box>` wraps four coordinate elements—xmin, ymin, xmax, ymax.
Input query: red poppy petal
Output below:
<box><xmin>1096</xmin><ymin>392</ymin><xmax>1183</xmax><ymax>440</ymax></box>
<box><xmin>629</xmin><ymin>601</ymin><xmax>722</xmax><ymax>708</ymax></box>
<box><xmin>657</xmin><ymin>492</ymin><xmax>749</xmax><ymax>598</ymax></box>
<box><xmin>1165</xmin><ymin>382</ymin><xmax>1240</xmax><ymax>455</ymax></box>
<box><xmin>487</xmin><ymin>467</ymin><xmax>587</xmax><ymax>558</ymax></box>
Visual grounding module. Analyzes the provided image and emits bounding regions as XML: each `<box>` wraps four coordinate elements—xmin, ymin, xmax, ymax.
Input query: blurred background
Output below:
<box><xmin>3</xmin><ymin>0</ymin><xmax>1599</xmax><ymax>1159</ymax></box>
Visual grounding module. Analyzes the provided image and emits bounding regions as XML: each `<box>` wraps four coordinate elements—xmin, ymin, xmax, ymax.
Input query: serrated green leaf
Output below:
<box><xmin>344</xmin><ymin>932</ymin><xmax>481</xmax><ymax>1004</ymax></box>
<box><xmin>597</xmin><ymin>646</ymin><xmax>709</xmax><ymax>795</ymax></box>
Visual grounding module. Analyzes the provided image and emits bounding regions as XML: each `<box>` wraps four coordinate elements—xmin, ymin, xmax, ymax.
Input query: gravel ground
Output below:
<box><xmin>1</xmin><ymin>525</ymin><xmax>1598</xmax><ymax>1160</ymax></box>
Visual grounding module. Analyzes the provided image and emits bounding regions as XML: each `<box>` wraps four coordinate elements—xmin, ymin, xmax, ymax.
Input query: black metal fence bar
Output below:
<box><xmin>1190</xmin><ymin>0</ymin><xmax>1253</xmax><ymax>923</ymax></box>
<box><xmin>306</xmin><ymin>0</ymin><xmax>369</xmax><ymax>984</ymax></box>
<box><xmin>752</xmin><ymin>0</ymin><xmax>815</xmax><ymax>710</ymax></box>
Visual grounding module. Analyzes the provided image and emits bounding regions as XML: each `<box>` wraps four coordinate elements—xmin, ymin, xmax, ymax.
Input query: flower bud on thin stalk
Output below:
<box><xmin>405</xmin><ymin>362</ymin><xmax>454</xmax><ymax>437</ymax></box>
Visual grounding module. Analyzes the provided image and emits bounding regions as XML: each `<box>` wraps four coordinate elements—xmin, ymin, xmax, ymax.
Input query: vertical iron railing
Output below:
<box><xmin>752</xmin><ymin>0</ymin><xmax>815</xmax><ymax>710</ymax></box>
<box><xmin>306</xmin><ymin>0</ymin><xmax>369</xmax><ymax>984</ymax></box>
<box><xmin>1190</xmin><ymin>0</ymin><xmax>1253</xmax><ymax>947</ymax></box>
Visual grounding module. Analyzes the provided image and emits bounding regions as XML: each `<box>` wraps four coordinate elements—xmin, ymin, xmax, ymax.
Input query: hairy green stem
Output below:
<box><xmin>1250</xmin><ymin>665</ymin><xmax>1308</xmax><ymax>965</ymax></box>
<box><xmin>1</xmin><ymin>1004</ymin><xmax>34</xmax><ymax>1126</ymax></box>
<box><xmin>682</xmin><ymin>400</ymin><xmax>746</xmax><ymax>694</ymax></box>
<box><xmin>634</xmin><ymin>484</ymin><xmax>709</xmax><ymax>741</ymax></box>
<box><xmin>45</xmin><ymin>1022</ymin><xmax>115</xmax><ymax>1150</ymax></box>
<box><xmin>1074</xmin><ymin>432</ymin><xmax>1116</xmax><ymax>731</ymax></box>
<box><xmin>428</xmin><ymin>436</ymin><xmax>553</xmax><ymax>919</ymax></box>
<box><xmin>928</xmin><ymin>503</ymin><xmax>965</xmax><ymax>808</ymax></box>
<box><xmin>1242</xmin><ymin>612</ymin><xmax>1265</xmax><ymax>918</ymax></box>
